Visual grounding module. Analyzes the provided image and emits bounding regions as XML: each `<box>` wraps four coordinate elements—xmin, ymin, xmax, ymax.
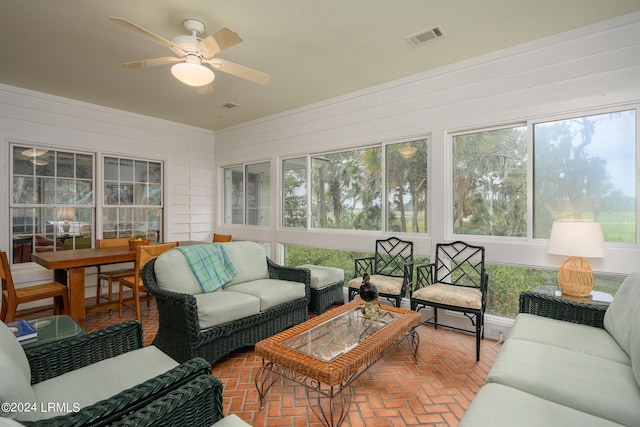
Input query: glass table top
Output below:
<box><xmin>281</xmin><ymin>305</ymin><xmax>401</xmax><ymax>362</ymax></box>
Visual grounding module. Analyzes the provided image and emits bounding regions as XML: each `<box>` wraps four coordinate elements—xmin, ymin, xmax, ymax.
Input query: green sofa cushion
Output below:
<box><xmin>27</xmin><ymin>346</ymin><xmax>178</xmax><ymax>421</ymax></box>
<box><xmin>509</xmin><ymin>313</ymin><xmax>631</xmax><ymax>365</ymax></box>
<box><xmin>460</xmin><ymin>383</ymin><xmax>626</xmax><ymax>427</ymax></box>
<box><xmin>194</xmin><ymin>290</ymin><xmax>261</xmax><ymax>329</ymax></box>
<box><xmin>154</xmin><ymin>247</ymin><xmax>205</xmax><ymax>295</ymax></box>
<box><xmin>0</xmin><ymin>322</ymin><xmax>38</xmax><ymax>419</ymax></box>
<box><xmin>222</xmin><ymin>241</ymin><xmax>269</xmax><ymax>287</ymax></box>
<box><xmin>224</xmin><ymin>279</ymin><xmax>307</xmax><ymax>312</ymax></box>
<box><xmin>486</xmin><ymin>338</ymin><xmax>640</xmax><ymax>427</ymax></box>
<box><xmin>604</xmin><ymin>271</ymin><xmax>640</xmax><ymax>385</ymax></box>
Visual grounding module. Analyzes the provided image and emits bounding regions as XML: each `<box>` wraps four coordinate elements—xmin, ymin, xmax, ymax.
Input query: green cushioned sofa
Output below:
<box><xmin>0</xmin><ymin>320</ymin><xmax>224</xmax><ymax>426</ymax></box>
<box><xmin>460</xmin><ymin>272</ymin><xmax>640</xmax><ymax>427</ymax></box>
<box><xmin>142</xmin><ymin>241</ymin><xmax>310</xmax><ymax>365</ymax></box>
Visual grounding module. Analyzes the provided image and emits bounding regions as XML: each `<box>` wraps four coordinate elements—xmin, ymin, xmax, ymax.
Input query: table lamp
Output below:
<box><xmin>547</xmin><ymin>220</ymin><xmax>605</xmax><ymax>297</ymax></box>
<box><xmin>57</xmin><ymin>207</ymin><xmax>76</xmax><ymax>233</ymax></box>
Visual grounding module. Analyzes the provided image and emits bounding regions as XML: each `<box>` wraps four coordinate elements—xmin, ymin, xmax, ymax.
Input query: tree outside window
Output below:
<box><xmin>533</xmin><ymin>110</ymin><xmax>636</xmax><ymax>242</ymax></box>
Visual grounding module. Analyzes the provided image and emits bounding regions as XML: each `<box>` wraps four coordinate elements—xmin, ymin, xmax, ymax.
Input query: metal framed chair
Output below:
<box><xmin>213</xmin><ymin>233</ymin><xmax>233</xmax><ymax>242</ymax></box>
<box><xmin>96</xmin><ymin>237</ymin><xmax>135</xmax><ymax>314</ymax></box>
<box><xmin>119</xmin><ymin>242</ymin><xmax>178</xmax><ymax>321</ymax></box>
<box><xmin>0</xmin><ymin>251</ymin><xmax>69</xmax><ymax>322</ymax></box>
<box><xmin>347</xmin><ymin>236</ymin><xmax>414</xmax><ymax>307</ymax></box>
<box><xmin>410</xmin><ymin>241</ymin><xmax>488</xmax><ymax>361</ymax></box>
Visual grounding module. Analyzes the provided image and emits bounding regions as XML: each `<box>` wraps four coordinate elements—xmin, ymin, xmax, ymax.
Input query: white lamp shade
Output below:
<box><xmin>171</xmin><ymin>62</ymin><xmax>215</xmax><ymax>87</ymax></box>
<box><xmin>57</xmin><ymin>207</ymin><xmax>76</xmax><ymax>221</ymax></box>
<box><xmin>547</xmin><ymin>220</ymin><xmax>605</xmax><ymax>258</ymax></box>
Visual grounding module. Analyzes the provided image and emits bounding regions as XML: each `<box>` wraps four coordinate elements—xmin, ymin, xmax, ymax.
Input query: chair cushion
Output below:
<box><xmin>222</xmin><ymin>242</ymin><xmax>270</xmax><ymax>287</ymax></box>
<box><xmin>298</xmin><ymin>265</ymin><xmax>344</xmax><ymax>289</ymax></box>
<box><xmin>212</xmin><ymin>414</ymin><xmax>253</xmax><ymax>427</ymax></box>
<box><xmin>0</xmin><ymin>322</ymin><xmax>37</xmax><ymax>419</ymax></box>
<box><xmin>27</xmin><ymin>346</ymin><xmax>178</xmax><ymax>421</ymax></box>
<box><xmin>224</xmin><ymin>279</ymin><xmax>306</xmax><ymax>311</ymax></box>
<box><xmin>411</xmin><ymin>283</ymin><xmax>482</xmax><ymax>309</ymax></box>
<box><xmin>604</xmin><ymin>271</ymin><xmax>640</xmax><ymax>385</ymax></box>
<box><xmin>194</xmin><ymin>290</ymin><xmax>261</xmax><ymax>329</ymax></box>
<box><xmin>347</xmin><ymin>275</ymin><xmax>403</xmax><ymax>296</ymax></box>
<box><xmin>0</xmin><ymin>321</ymin><xmax>31</xmax><ymax>383</ymax></box>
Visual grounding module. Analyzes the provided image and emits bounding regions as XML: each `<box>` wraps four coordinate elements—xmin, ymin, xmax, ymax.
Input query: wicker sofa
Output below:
<box><xmin>142</xmin><ymin>241</ymin><xmax>310</xmax><ymax>365</ymax></box>
<box><xmin>460</xmin><ymin>272</ymin><xmax>640</xmax><ymax>427</ymax></box>
<box><xmin>0</xmin><ymin>320</ymin><xmax>224</xmax><ymax>426</ymax></box>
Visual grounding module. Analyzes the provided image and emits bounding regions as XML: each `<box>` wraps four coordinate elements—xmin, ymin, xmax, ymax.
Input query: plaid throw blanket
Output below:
<box><xmin>176</xmin><ymin>244</ymin><xmax>238</xmax><ymax>293</ymax></box>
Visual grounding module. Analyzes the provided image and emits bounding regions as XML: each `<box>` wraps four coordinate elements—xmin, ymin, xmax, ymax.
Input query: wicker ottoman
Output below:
<box><xmin>298</xmin><ymin>264</ymin><xmax>345</xmax><ymax>314</ymax></box>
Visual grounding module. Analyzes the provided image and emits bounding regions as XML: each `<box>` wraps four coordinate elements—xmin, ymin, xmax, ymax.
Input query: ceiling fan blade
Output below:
<box><xmin>197</xmin><ymin>27</ymin><xmax>243</xmax><ymax>59</ymax></box>
<box><xmin>120</xmin><ymin>57</ymin><xmax>183</xmax><ymax>69</ymax></box>
<box><xmin>197</xmin><ymin>84</ymin><xmax>214</xmax><ymax>95</ymax></box>
<box><xmin>206</xmin><ymin>59</ymin><xmax>270</xmax><ymax>85</ymax></box>
<box><xmin>109</xmin><ymin>17</ymin><xmax>183</xmax><ymax>53</ymax></box>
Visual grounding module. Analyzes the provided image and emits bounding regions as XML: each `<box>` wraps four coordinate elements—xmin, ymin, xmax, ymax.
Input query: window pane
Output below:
<box><xmin>453</xmin><ymin>126</ymin><xmax>527</xmax><ymax>236</ymax></box>
<box><xmin>311</xmin><ymin>147</ymin><xmax>382</xmax><ymax>230</ymax></box>
<box><xmin>534</xmin><ymin>110</ymin><xmax>636</xmax><ymax>242</ymax></box>
<box><xmin>224</xmin><ymin>166</ymin><xmax>244</xmax><ymax>224</ymax></box>
<box><xmin>386</xmin><ymin>139</ymin><xmax>429</xmax><ymax>233</ymax></box>
<box><xmin>282</xmin><ymin>157</ymin><xmax>307</xmax><ymax>228</ymax></box>
<box><xmin>245</xmin><ymin>162</ymin><xmax>270</xmax><ymax>226</ymax></box>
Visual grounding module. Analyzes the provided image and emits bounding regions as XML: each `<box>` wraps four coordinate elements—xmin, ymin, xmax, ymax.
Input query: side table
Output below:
<box><xmin>519</xmin><ymin>286</ymin><xmax>612</xmax><ymax>329</ymax></box>
<box><xmin>21</xmin><ymin>315</ymin><xmax>86</xmax><ymax>349</ymax></box>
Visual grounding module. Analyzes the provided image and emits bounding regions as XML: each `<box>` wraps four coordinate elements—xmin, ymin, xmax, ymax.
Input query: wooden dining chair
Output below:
<box><xmin>0</xmin><ymin>251</ymin><xmax>69</xmax><ymax>322</ymax></box>
<box><xmin>119</xmin><ymin>242</ymin><xmax>178</xmax><ymax>321</ymax></box>
<box><xmin>96</xmin><ymin>238</ymin><xmax>135</xmax><ymax>314</ymax></box>
<box><xmin>213</xmin><ymin>233</ymin><xmax>233</xmax><ymax>243</ymax></box>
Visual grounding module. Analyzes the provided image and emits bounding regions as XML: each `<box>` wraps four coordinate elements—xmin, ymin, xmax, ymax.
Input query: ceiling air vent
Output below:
<box><xmin>405</xmin><ymin>26</ymin><xmax>445</xmax><ymax>47</ymax></box>
<box><xmin>220</xmin><ymin>102</ymin><xmax>238</xmax><ymax>109</ymax></box>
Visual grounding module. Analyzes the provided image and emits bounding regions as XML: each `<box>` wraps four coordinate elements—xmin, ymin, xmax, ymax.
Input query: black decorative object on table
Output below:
<box><xmin>359</xmin><ymin>273</ymin><xmax>381</xmax><ymax>319</ymax></box>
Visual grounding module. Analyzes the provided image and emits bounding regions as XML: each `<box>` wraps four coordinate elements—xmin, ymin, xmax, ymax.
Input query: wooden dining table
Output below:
<box><xmin>31</xmin><ymin>241</ymin><xmax>204</xmax><ymax>327</ymax></box>
<box><xmin>31</xmin><ymin>246</ymin><xmax>137</xmax><ymax>328</ymax></box>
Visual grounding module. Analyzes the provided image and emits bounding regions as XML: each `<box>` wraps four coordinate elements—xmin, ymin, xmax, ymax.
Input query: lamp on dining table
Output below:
<box><xmin>547</xmin><ymin>220</ymin><xmax>605</xmax><ymax>298</ymax></box>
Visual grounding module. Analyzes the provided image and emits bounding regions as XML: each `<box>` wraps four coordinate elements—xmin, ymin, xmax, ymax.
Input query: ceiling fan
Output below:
<box><xmin>109</xmin><ymin>17</ymin><xmax>270</xmax><ymax>94</ymax></box>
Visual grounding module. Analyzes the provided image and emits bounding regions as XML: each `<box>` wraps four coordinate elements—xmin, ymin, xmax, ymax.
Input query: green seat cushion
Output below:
<box><xmin>224</xmin><ymin>279</ymin><xmax>306</xmax><ymax>311</ymax></box>
<box><xmin>509</xmin><ymin>313</ymin><xmax>630</xmax><ymax>365</ymax></box>
<box><xmin>0</xmin><ymin>322</ymin><xmax>37</xmax><ymax>419</ymax></box>
<box><xmin>298</xmin><ymin>265</ymin><xmax>344</xmax><ymax>289</ymax></box>
<box><xmin>27</xmin><ymin>346</ymin><xmax>178</xmax><ymax>421</ymax></box>
<box><xmin>486</xmin><ymin>339</ymin><xmax>640</xmax><ymax>427</ymax></box>
<box><xmin>460</xmin><ymin>383</ymin><xmax>626</xmax><ymax>427</ymax></box>
<box><xmin>194</xmin><ymin>290</ymin><xmax>261</xmax><ymax>329</ymax></box>
<box><xmin>604</xmin><ymin>271</ymin><xmax>640</xmax><ymax>385</ymax></box>
<box><xmin>347</xmin><ymin>274</ymin><xmax>403</xmax><ymax>296</ymax></box>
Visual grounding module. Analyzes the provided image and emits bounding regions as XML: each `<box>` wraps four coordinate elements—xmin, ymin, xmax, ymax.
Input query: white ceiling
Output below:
<box><xmin>1</xmin><ymin>1</ymin><xmax>639</xmax><ymax>131</ymax></box>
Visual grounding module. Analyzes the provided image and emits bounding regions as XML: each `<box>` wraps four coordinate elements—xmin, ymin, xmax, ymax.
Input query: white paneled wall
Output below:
<box><xmin>215</xmin><ymin>12</ymin><xmax>640</xmax><ymax>274</ymax></box>
<box><xmin>0</xmin><ymin>84</ymin><xmax>215</xmax><ymax>296</ymax></box>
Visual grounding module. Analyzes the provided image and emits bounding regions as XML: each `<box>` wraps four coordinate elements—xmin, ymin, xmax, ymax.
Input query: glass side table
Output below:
<box><xmin>533</xmin><ymin>285</ymin><xmax>613</xmax><ymax>306</ymax></box>
<box><xmin>21</xmin><ymin>315</ymin><xmax>86</xmax><ymax>349</ymax></box>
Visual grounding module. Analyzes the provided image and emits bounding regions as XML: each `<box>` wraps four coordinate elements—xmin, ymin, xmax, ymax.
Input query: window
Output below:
<box><xmin>11</xmin><ymin>145</ymin><xmax>94</xmax><ymax>262</ymax></box>
<box><xmin>452</xmin><ymin>126</ymin><xmax>527</xmax><ymax>236</ymax></box>
<box><xmin>282</xmin><ymin>157</ymin><xmax>307</xmax><ymax>228</ymax></box>
<box><xmin>533</xmin><ymin>110</ymin><xmax>636</xmax><ymax>242</ymax></box>
<box><xmin>223</xmin><ymin>162</ymin><xmax>271</xmax><ymax>226</ymax></box>
<box><xmin>102</xmin><ymin>156</ymin><xmax>163</xmax><ymax>242</ymax></box>
<box><xmin>311</xmin><ymin>147</ymin><xmax>382</xmax><ymax>230</ymax></box>
<box><xmin>386</xmin><ymin>139</ymin><xmax>429</xmax><ymax>233</ymax></box>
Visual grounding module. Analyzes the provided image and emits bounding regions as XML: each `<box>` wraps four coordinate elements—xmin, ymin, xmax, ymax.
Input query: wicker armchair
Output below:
<box><xmin>142</xmin><ymin>256</ymin><xmax>310</xmax><ymax>365</ymax></box>
<box><xmin>19</xmin><ymin>321</ymin><xmax>223</xmax><ymax>427</ymax></box>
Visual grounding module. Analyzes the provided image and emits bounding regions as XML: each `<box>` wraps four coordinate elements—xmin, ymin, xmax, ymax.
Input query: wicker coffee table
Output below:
<box><xmin>254</xmin><ymin>300</ymin><xmax>420</xmax><ymax>427</ymax></box>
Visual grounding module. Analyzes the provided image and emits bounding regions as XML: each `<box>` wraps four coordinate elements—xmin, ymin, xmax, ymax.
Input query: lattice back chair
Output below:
<box><xmin>119</xmin><ymin>242</ymin><xmax>178</xmax><ymax>321</ymax></box>
<box><xmin>0</xmin><ymin>251</ymin><xmax>69</xmax><ymax>322</ymax></box>
<box><xmin>347</xmin><ymin>236</ymin><xmax>414</xmax><ymax>307</ymax></box>
<box><xmin>96</xmin><ymin>237</ymin><xmax>136</xmax><ymax>314</ymax></box>
<box><xmin>410</xmin><ymin>241</ymin><xmax>488</xmax><ymax>361</ymax></box>
<box><xmin>212</xmin><ymin>233</ymin><xmax>233</xmax><ymax>242</ymax></box>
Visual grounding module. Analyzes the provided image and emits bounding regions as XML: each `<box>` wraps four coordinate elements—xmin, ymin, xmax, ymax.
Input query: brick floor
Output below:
<box><xmin>21</xmin><ymin>299</ymin><xmax>502</xmax><ymax>427</ymax></box>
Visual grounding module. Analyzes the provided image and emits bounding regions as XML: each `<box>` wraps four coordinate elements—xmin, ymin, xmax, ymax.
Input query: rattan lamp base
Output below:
<box><xmin>558</xmin><ymin>256</ymin><xmax>594</xmax><ymax>297</ymax></box>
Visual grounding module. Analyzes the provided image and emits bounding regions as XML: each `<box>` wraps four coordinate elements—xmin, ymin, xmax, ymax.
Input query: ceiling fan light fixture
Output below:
<box><xmin>171</xmin><ymin>62</ymin><xmax>215</xmax><ymax>87</ymax></box>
